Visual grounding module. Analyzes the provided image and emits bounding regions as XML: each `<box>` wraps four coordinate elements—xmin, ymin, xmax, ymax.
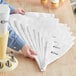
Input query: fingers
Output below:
<box><xmin>26</xmin><ymin>50</ymin><xmax>36</xmax><ymax>59</ymax></box>
<box><xmin>19</xmin><ymin>9</ymin><xmax>25</xmax><ymax>15</ymax></box>
<box><xmin>13</xmin><ymin>8</ymin><xmax>25</xmax><ymax>15</ymax></box>
<box><xmin>21</xmin><ymin>44</ymin><xmax>37</xmax><ymax>59</ymax></box>
<box><xmin>21</xmin><ymin>9</ymin><xmax>25</xmax><ymax>12</ymax></box>
<box><xmin>30</xmin><ymin>49</ymin><xmax>37</xmax><ymax>55</ymax></box>
<box><xmin>18</xmin><ymin>8</ymin><xmax>25</xmax><ymax>15</ymax></box>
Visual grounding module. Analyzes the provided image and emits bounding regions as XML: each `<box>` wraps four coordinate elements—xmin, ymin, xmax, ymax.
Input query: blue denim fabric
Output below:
<box><xmin>0</xmin><ymin>0</ymin><xmax>15</xmax><ymax>14</ymax></box>
<box><xmin>8</xmin><ymin>26</ymin><xmax>25</xmax><ymax>51</ymax></box>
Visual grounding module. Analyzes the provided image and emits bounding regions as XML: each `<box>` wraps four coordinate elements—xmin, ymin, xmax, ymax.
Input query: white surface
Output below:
<box><xmin>9</xmin><ymin>12</ymin><xmax>75</xmax><ymax>71</ymax></box>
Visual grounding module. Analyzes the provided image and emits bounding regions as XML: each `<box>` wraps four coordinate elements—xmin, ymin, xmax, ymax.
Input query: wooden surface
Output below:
<box><xmin>0</xmin><ymin>0</ymin><xmax>76</xmax><ymax>76</ymax></box>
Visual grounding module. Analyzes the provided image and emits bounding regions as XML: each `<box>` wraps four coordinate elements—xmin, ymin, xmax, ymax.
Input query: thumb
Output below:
<box><xmin>27</xmin><ymin>50</ymin><xmax>36</xmax><ymax>59</ymax></box>
<box><xmin>30</xmin><ymin>49</ymin><xmax>37</xmax><ymax>55</ymax></box>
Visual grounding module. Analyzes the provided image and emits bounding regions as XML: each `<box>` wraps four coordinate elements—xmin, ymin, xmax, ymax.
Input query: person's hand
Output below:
<box><xmin>21</xmin><ymin>44</ymin><xmax>37</xmax><ymax>59</ymax></box>
<box><xmin>12</xmin><ymin>8</ymin><xmax>25</xmax><ymax>15</ymax></box>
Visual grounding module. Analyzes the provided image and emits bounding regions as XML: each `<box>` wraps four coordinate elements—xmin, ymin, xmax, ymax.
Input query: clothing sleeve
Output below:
<box><xmin>2</xmin><ymin>0</ymin><xmax>15</xmax><ymax>14</ymax></box>
<box><xmin>8</xmin><ymin>26</ymin><xmax>26</xmax><ymax>51</ymax></box>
